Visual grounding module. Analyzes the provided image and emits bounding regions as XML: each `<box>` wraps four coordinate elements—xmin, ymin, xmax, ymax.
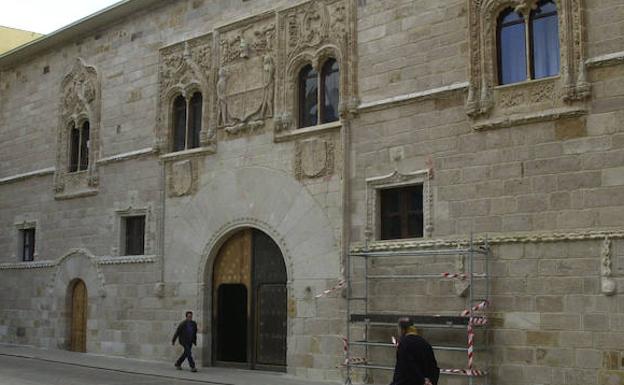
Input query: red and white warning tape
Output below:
<box><xmin>343</xmin><ymin>356</ymin><xmax>368</xmax><ymax>365</ymax></box>
<box><xmin>460</xmin><ymin>300</ymin><xmax>489</xmax><ymax>317</ymax></box>
<box><xmin>440</xmin><ymin>368</ymin><xmax>487</xmax><ymax>376</ymax></box>
<box><xmin>339</xmin><ymin>336</ymin><xmax>368</xmax><ymax>367</ymax></box>
<box><xmin>469</xmin><ymin>316</ymin><xmax>488</xmax><ymax>326</ymax></box>
<box><xmin>315</xmin><ymin>279</ymin><xmax>346</xmax><ymax>298</ymax></box>
<box><xmin>441</xmin><ymin>272</ymin><xmax>467</xmax><ymax>280</ymax></box>
<box><xmin>467</xmin><ymin>323</ymin><xmax>474</xmax><ymax>369</ymax></box>
<box><xmin>461</xmin><ymin>300</ymin><xmax>491</xmax><ymax>370</ymax></box>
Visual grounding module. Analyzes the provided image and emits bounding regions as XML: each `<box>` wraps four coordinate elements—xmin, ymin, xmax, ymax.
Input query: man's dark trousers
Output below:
<box><xmin>175</xmin><ymin>343</ymin><xmax>195</xmax><ymax>369</ymax></box>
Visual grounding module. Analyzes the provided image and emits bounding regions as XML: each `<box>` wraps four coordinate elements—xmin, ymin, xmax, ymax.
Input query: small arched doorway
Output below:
<box><xmin>69</xmin><ymin>279</ymin><xmax>87</xmax><ymax>352</ymax></box>
<box><xmin>212</xmin><ymin>228</ymin><xmax>287</xmax><ymax>371</ymax></box>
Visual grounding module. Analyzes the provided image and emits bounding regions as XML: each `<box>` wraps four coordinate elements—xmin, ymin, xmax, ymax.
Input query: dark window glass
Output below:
<box><xmin>380</xmin><ymin>185</ymin><xmax>424</xmax><ymax>240</ymax></box>
<box><xmin>173</xmin><ymin>95</ymin><xmax>187</xmax><ymax>152</ymax></box>
<box><xmin>531</xmin><ymin>1</ymin><xmax>559</xmax><ymax>79</ymax></box>
<box><xmin>298</xmin><ymin>65</ymin><xmax>318</xmax><ymax>128</ymax></box>
<box><xmin>498</xmin><ymin>9</ymin><xmax>527</xmax><ymax>85</ymax></box>
<box><xmin>321</xmin><ymin>59</ymin><xmax>339</xmax><ymax>124</ymax></box>
<box><xmin>79</xmin><ymin>121</ymin><xmax>90</xmax><ymax>171</ymax></box>
<box><xmin>189</xmin><ymin>93</ymin><xmax>202</xmax><ymax>149</ymax></box>
<box><xmin>21</xmin><ymin>228</ymin><xmax>35</xmax><ymax>262</ymax></box>
<box><xmin>69</xmin><ymin>123</ymin><xmax>80</xmax><ymax>172</ymax></box>
<box><xmin>407</xmin><ymin>188</ymin><xmax>424</xmax><ymax>237</ymax></box>
<box><xmin>124</xmin><ymin>216</ymin><xmax>145</xmax><ymax>256</ymax></box>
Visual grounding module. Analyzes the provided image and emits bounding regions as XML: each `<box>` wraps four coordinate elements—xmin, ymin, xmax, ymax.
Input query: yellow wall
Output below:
<box><xmin>0</xmin><ymin>26</ymin><xmax>43</xmax><ymax>54</ymax></box>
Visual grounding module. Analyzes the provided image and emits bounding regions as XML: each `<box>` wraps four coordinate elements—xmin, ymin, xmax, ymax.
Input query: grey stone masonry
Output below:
<box><xmin>1</xmin><ymin>0</ymin><xmax>624</xmax><ymax>384</ymax></box>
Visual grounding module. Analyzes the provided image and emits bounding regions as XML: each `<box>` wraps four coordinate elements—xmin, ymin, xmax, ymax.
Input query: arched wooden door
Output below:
<box><xmin>70</xmin><ymin>279</ymin><xmax>87</xmax><ymax>352</ymax></box>
<box><xmin>212</xmin><ymin>229</ymin><xmax>287</xmax><ymax>371</ymax></box>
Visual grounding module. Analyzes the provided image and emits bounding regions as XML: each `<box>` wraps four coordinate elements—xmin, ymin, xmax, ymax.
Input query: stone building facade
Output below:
<box><xmin>0</xmin><ymin>0</ymin><xmax>623</xmax><ymax>384</ymax></box>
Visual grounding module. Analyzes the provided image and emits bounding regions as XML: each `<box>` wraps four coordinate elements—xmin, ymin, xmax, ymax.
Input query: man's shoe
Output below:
<box><xmin>175</xmin><ymin>365</ymin><xmax>182</xmax><ymax>370</ymax></box>
<box><xmin>191</xmin><ymin>368</ymin><xmax>198</xmax><ymax>372</ymax></box>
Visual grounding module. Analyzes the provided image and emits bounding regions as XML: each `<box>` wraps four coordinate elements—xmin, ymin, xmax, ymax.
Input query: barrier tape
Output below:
<box><xmin>469</xmin><ymin>316</ymin><xmax>488</xmax><ymax>326</ymax></box>
<box><xmin>460</xmin><ymin>300</ymin><xmax>489</xmax><ymax>317</ymax></box>
<box><xmin>442</xmin><ymin>272</ymin><xmax>467</xmax><ymax>280</ymax></box>
<box><xmin>343</xmin><ymin>356</ymin><xmax>368</xmax><ymax>365</ymax></box>
<box><xmin>315</xmin><ymin>278</ymin><xmax>346</xmax><ymax>298</ymax></box>
<box><xmin>440</xmin><ymin>369</ymin><xmax>487</xmax><ymax>376</ymax></box>
<box><xmin>467</xmin><ymin>323</ymin><xmax>474</xmax><ymax>369</ymax></box>
<box><xmin>461</xmin><ymin>300</ymin><xmax>490</xmax><ymax>370</ymax></box>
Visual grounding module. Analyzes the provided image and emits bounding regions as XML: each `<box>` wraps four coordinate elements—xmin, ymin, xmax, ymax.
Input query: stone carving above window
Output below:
<box><xmin>54</xmin><ymin>58</ymin><xmax>100</xmax><ymax>200</ymax></box>
<box><xmin>157</xmin><ymin>34</ymin><xmax>213</xmax><ymax>153</ymax></box>
<box><xmin>274</xmin><ymin>0</ymin><xmax>358</xmax><ymax>138</ymax></box>
<box><xmin>167</xmin><ymin>159</ymin><xmax>198</xmax><ymax>197</ymax></box>
<box><xmin>466</xmin><ymin>0</ymin><xmax>590</xmax><ymax>129</ymax></box>
<box><xmin>215</xmin><ymin>14</ymin><xmax>277</xmax><ymax>136</ymax></box>
<box><xmin>294</xmin><ymin>137</ymin><xmax>335</xmax><ymax>180</ymax></box>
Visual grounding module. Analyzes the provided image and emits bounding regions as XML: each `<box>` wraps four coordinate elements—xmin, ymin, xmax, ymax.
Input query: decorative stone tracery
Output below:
<box><xmin>466</xmin><ymin>0</ymin><xmax>590</xmax><ymax>128</ymax></box>
<box><xmin>157</xmin><ymin>34</ymin><xmax>213</xmax><ymax>152</ymax></box>
<box><xmin>275</xmin><ymin>0</ymin><xmax>358</xmax><ymax>136</ymax></box>
<box><xmin>54</xmin><ymin>58</ymin><xmax>101</xmax><ymax>199</ymax></box>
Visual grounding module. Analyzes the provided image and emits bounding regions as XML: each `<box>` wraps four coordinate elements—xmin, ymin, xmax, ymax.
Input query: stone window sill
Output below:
<box><xmin>493</xmin><ymin>75</ymin><xmax>560</xmax><ymax>91</ymax></box>
<box><xmin>274</xmin><ymin>120</ymin><xmax>342</xmax><ymax>143</ymax></box>
<box><xmin>159</xmin><ymin>146</ymin><xmax>216</xmax><ymax>162</ymax></box>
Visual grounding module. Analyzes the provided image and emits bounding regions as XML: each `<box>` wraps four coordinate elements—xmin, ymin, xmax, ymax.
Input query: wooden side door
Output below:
<box><xmin>70</xmin><ymin>280</ymin><xmax>87</xmax><ymax>353</ymax></box>
<box><xmin>252</xmin><ymin>230</ymin><xmax>287</xmax><ymax>370</ymax></box>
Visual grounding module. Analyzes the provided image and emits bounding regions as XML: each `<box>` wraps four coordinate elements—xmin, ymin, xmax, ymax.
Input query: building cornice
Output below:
<box><xmin>351</xmin><ymin>228</ymin><xmax>624</xmax><ymax>252</ymax></box>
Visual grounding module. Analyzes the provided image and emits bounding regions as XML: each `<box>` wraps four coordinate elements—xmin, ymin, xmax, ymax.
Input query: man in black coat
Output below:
<box><xmin>172</xmin><ymin>311</ymin><xmax>198</xmax><ymax>372</ymax></box>
<box><xmin>390</xmin><ymin>317</ymin><xmax>440</xmax><ymax>385</ymax></box>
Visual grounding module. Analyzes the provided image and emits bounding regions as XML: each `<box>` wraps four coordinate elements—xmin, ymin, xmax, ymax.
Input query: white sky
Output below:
<box><xmin>0</xmin><ymin>0</ymin><xmax>123</xmax><ymax>34</ymax></box>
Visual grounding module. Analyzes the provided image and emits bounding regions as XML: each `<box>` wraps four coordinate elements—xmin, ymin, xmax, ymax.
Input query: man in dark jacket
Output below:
<box><xmin>172</xmin><ymin>311</ymin><xmax>198</xmax><ymax>372</ymax></box>
<box><xmin>390</xmin><ymin>317</ymin><xmax>440</xmax><ymax>385</ymax></box>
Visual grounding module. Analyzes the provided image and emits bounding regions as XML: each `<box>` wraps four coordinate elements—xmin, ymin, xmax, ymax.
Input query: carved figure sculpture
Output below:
<box><xmin>217</xmin><ymin>68</ymin><xmax>230</xmax><ymax>126</ymax></box>
<box><xmin>259</xmin><ymin>55</ymin><xmax>275</xmax><ymax>118</ymax></box>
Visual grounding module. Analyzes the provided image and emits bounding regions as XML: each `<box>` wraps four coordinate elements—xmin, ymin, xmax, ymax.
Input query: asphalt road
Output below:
<box><xmin>0</xmin><ymin>355</ymin><xmax>223</xmax><ymax>385</ymax></box>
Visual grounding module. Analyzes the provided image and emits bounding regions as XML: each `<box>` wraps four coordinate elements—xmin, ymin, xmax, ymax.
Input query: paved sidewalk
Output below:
<box><xmin>0</xmin><ymin>343</ymin><xmax>341</xmax><ymax>385</ymax></box>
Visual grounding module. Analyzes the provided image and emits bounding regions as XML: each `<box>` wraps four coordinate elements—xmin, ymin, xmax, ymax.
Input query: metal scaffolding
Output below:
<box><xmin>344</xmin><ymin>237</ymin><xmax>491</xmax><ymax>385</ymax></box>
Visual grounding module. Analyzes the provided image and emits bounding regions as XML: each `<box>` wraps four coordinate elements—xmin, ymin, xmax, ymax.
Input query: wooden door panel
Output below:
<box><xmin>71</xmin><ymin>280</ymin><xmax>87</xmax><ymax>352</ymax></box>
<box><xmin>256</xmin><ymin>284</ymin><xmax>287</xmax><ymax>366</ymax></box>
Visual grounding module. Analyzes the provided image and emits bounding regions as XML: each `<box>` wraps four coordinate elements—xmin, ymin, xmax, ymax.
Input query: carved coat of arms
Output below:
<box><xmin>170</xmin><ymin>160</ymin><xmax>194</xmax><ymax>197</ymax></box>
<box><xmin>295</xmin><ymin>138</ymin><xmax>335</xmax><ymax>179</ymax></box>
<box><xmin>217</xmin><ymin>18</ymin><xmax>276</xmax><ymax>135</ymax></box>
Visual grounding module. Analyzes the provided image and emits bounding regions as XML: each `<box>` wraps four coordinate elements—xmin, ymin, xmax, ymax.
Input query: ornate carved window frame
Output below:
<box><xmin>274</xmin><ymin>0</ymin><xmax>358</xmax><ymax>141</ymax></box>
<box><xmin>365</xmin><ymin>170</ymin><xmax>433</xmax><ymax>243</ymax></box>
<box><xmin>466</xmin><ymin>0</ymin><xmax>590</xmax><ymax>130</ymax></box>
<box><xmin>156</xmin><ymin>34</ymin><xmax>214</xmax><ymax>157</ymax></box>
<box><xmin>54</xmin><ymin>58</ymin><xmax>101</xmax><ymax>199</ymax></box>
<box><xmin>113</xmin><ymin>205</ymin><xmax>154</xmax><ymax>257</ymax></box>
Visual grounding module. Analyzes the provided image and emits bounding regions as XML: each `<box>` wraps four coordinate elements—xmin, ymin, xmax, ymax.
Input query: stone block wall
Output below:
<box><xmin>357</xmin><ymin>0</ymin><xmax>467</xmax><ymax>103</ymax></box>
<box><xmin>0</xmin><ymin>0</ymin><xmax>348</xmax><ymax>382</ymax></box>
